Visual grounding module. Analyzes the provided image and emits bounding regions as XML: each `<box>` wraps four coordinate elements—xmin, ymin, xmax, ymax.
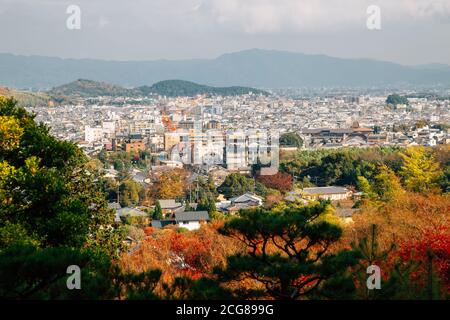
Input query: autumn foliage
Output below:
<box><xmin>257</xmin><ymin>171</ymin><xmax>293</xmax><ymax>193</ymax></box>
<box><xmin>145</xmin><ymin>168</ymin><xmax>188</xmax><ymax>204</ymax></box>
<box><xmin>397</xmin><ymin>227</ymin><xmax>450</xmax><ymax>293</ymax></box>
<box><xmin>119</xmin><ymin>222</ymin><xmax>243</xmax><ymax>285</ymax></box>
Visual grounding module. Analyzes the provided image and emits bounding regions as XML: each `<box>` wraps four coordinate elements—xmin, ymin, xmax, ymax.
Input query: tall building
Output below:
<box><xmin>225</xmin><ymin>130</ymin><xmax>247</xmax><ymax>170</ymax></box>
<box><xmin>84</xmin><ymin>126</ymin><xmax>103</xmax><ymax>143</ymax></box>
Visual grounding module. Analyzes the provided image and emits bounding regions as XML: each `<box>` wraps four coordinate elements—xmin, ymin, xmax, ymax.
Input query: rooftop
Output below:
<box><xmin>175</xmin><ymin>211</ymin><xmax>210</xmax><ymax>222</ymax></box>
<box><xmin>302</xmin><ymin>186</ymin><xmax>350</xmax><ymax>195</ymax></box>
<box><xmin>158</xmin><ymin>199</ymin><xmax>183</xmax><ymax>209</ymax></box>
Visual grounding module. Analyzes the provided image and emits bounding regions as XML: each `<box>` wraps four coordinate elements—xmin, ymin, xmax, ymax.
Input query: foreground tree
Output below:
<box><xmin>215</xmin><ymin>202</ymin><xmax>361</xmax><ymax>299</ymax></box>
<box><xmin>0</xmin><ymin>97</ymin><xmax>125</xmax><ymax>298</ymax></box>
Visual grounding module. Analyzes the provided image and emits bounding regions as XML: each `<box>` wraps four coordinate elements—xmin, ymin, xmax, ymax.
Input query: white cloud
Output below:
<box><xmin>1</xmin><ymin>0</ymin><xmax>450</xmax><ymax>63</ymax></box>
<box><xmin>196</xmin><ymin>0</ymin><xmax>450</xmax><ymax>34</ymax></box>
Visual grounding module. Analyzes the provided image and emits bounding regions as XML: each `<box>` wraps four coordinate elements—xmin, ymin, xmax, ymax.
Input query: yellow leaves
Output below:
<box><xmin>152</xmin><ymin>169</ymin><xmax>187</xmax><ymax>200</ymax></box>
<box><xmin>25</xmin><ymin>156</ymin><xmax>41</xmax><ymax>176</ymax></box>
<box><xmin>349</xmin><ymin>192</ymin><xmax>450</xmax><ymax>251</ymax></box>
<box><xmin>399</xmin><ymin>146</ymin><xmax>442</xmax><ymax>193</ymax></box>
<box><xmin>357</xmin><ymin>176</ymin><xmax>374</xmax><ymax>199</ymax></box>
<box><xmin>0</xmin><ymin>157</ymin><xmax>41</xmax><ymax>188</ymax></box>
<box><xmin>0</xmin><ymin>115</ymin><xmax>24</xmax><ymax>151</ymax></box>
<box><xmin>0</xmin><ymin>161</ymin><xmax>16</xmax><ymax>184</ymax></box>
<box><xmin>0</xmin><ymin>161</ymin><xmax>16</xmax><ymax>205</ymax></box>
<box><xmin>357</xmin><ymin>165</ymin><xmax>404</xmax><ymax>205</ymax></box>
<box><xmin>0</xmin><ymin>96</ymin><xmax>8</xmax><ymax>104</ymax></box>
<box><xmin>373</xmin><ymin>164</ymin><xmax>404</xmax><ymax>201</ymax></box>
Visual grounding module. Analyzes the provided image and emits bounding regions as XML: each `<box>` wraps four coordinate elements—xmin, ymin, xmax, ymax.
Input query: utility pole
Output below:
<box><xmin>292</xmin><ymin>171</ymin><xmax>295</xmax><ymax>189</ymax></box>
<box><xmin>196</xmin><ymin>179</ymin><xmax>199</xmax><ymax>202</ymax></box>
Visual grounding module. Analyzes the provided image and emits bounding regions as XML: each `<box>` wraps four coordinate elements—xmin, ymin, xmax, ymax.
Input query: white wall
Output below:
<box><xmin>178</xmin><ymin>221</ymin><xmax>201</xmax><ymax>231</ymax></box>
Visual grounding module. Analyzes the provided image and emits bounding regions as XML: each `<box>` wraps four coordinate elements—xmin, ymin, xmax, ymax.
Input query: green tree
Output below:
<box><xmin>152</xmin><ymin>200</ymin><xmax>163</xmax><ymax>220</ymax></box>
<box><xmin>0</xmin><ymin>97</ymin><xmax>123</xmax><ymax>255</ymax></box>
<box><xmin>215</xmin><ymin>202</ymin><xmax>361</xmax><ymax>299</ymax></box>
<box><xmin>217</xmin><ymin>173</ymin><xmax>254</xmax><ymax>199</ymax></box>
<box><xmin>386</xmin><ymin>94</ymin><xmax>409</xmax><ymax>106</ymax></box>
<box><xmin>0</xmin><ymin>97</ymin><xmax>126</xmax><ymax>298</ymax></box>
<box><xmin>119</xmin><ymin>180</ymin><xmax>141</xmax><ymax>207</ymax></box>
<box><xmin>113</xmin><ymin>158</ymin><xmax>124</xmax><ymax>171</ymax></box>
<box><xmin>280</xmin><ymin>132</ymin><xmax>303</xmax><ymax>148</ymax></box>
<box><xmin>197</xmin><ymin>196</ymin><xmax>217</xmax><ymax>216</ymax></box>
<box><xmin>99</xmin><ymin>177</ymin><xmax>119</xmax><ymax>202</ymax></box>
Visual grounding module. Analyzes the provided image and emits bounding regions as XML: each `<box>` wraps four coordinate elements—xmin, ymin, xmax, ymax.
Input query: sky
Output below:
<box><xmin>1</xmin><ymin>0</ymin><xmax>450</xmax><ymax>65</ymax></box>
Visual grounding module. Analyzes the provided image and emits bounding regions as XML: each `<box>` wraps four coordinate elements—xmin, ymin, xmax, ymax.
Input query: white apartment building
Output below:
<box><xmin>84</xmin><ymin>126</ymin><xmax>104</xmax><ymax>143</ymax></box>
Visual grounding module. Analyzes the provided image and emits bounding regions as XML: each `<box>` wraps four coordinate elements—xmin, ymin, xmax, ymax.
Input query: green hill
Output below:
<box><xmin>3</xmin><ymin>79</ymin><xmax>269</xmax><ymax>107</ymax></box>
<box><xmin>48</xmin><ymin>79</ymin><xmax>138</xmax><ymax>98</ymax></box>
<box><xmin>138</xmin><ymin>80</ymin><xmax>269</xmax><ymax>97</ymax></box>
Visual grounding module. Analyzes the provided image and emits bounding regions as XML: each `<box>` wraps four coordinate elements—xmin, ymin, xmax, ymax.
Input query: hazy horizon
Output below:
<box><xmin>1</xmin><ymin>48</ymin><xmax>450</xmax><ymax>68</ymax></box>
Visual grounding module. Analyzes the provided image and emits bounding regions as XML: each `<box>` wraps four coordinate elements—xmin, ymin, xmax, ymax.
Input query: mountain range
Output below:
<box><xmin>2</xmin><ymin>49</ymin><xmax>450</xmax><ymax>89</ymax></box>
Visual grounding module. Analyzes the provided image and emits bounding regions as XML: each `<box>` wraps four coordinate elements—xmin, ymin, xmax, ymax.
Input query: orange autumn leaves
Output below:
<box><xmin>119</xmin><ymin>221</ymin><xmax>243</xmax><ymax>282</ymax></box>
<box><xmin>348</xmin><ymin>191</ymin><xmax>450</xmax><ymax>293</ymax></box>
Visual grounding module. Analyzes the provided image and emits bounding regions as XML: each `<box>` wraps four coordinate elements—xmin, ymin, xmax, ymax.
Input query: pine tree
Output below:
<box><xmin>215</xmin><ymin>201</ymin><xmax>361</xmax><ymax>299</ymax></box>
<box><xmin>152</xmin><ymin>200</ymin><xmax>163</xmax><ymax>220</ymax></box>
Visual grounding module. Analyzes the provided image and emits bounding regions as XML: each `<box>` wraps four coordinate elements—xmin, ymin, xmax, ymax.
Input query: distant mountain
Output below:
<box><xmin>2</xmin><ymin>49</ymin><xmax>450</xmax><ymax>89</ymax></box>
<box><xmin>48</xmin><ymin>79</ymin><xmax>138</xmax><ymax>98</ymax></box>
<box><xmin>138</xmin><ymin>80</ymin><xmax>269</xmax><ymax>97</ymax></box>
<box><xmin>413</xmin><ymin>63</ymin><xmax>450</xmax><ymax>71</ymax></box>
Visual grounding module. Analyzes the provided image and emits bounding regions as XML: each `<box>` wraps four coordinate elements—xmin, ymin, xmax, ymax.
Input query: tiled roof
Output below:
<box><xmin>158</xmin><ymin>199</ymin><xmax>182</xmax><ymax>209</ymax></box>
<box><xmin>302</xmin><ymin>186</ymin><xmax>350</xmax><ymax>195</ymax></box>
<box><xmin>175</xmin><ymin>211</ymin><xmax>210</xmax><ymax>222</ymax></box>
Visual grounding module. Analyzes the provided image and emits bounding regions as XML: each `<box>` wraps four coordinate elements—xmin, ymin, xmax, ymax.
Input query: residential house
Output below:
<box><xmin>301</xmin><ymin>186</ymin><xmax>352</xmax><ymax>201</ymax></box>
<box><xmin>152</xmin><ymin>211</ymin><xmax>210</xmax><ymax>231</ymax></box>
<box><xmin>158</xmin><ymin>199</ymin><xmax>184</xmax><ymax>215</ymax></box>
<box><xmin>217</xmin><ymin>192</ymin><xmax>263</xmax><ymax>214</ymax></box>
<box><xmin>116</xmin><ymin>207</ymin><xmax>149</xmax><ymax>224</ymax></box>
<box><xmin>175</xmin><ymin>211</ymin><xmax>210</xmax><ymax>231</ymax></box>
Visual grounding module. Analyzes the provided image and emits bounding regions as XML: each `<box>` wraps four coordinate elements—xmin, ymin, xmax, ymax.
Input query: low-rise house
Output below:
<box><xmin>158</xmin><ymin>199</ymin><xmax>184</xmax><ymax>215</ymax></box>
<box><xmin>229</xmin><ymin>193</ymin><xmax>264</xmax><ymax>206</ymax></box>
<box><xmin>217</xmin><ymin>193</ymin><xmax>263</xmax><ymax>213</ymax></box>
<box><xmin>284</xmin><ymin>191</ymin><xmax>309</xmax><ymax>204</ymax></box>
<box><xmin>301</xmin><ymin>186</ymin><xmax>352</xmax><ymax>201</ymax></box>
<box><xmin>151</xmin><ymin>220</ymin><xmax>177</xmax><ymax>229</ymax></box>
<box><xmin>152</xmin><ymin>211</ymin><xmax>210</xmax><ymax>231</ymax></box>
<box><xmin>117</xmin><ymin>207</ymin><xmax>149</xmax><ymax>224</ymax></box>
<box><xmin>175</xmin><ymin>211</ymin><xmax>210</xmax><ymax>231</ymax></box>
<box><xmin>131</xmin><ymin>169</ymin><xmax>147</xmax><ymax>184</ymax></box>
